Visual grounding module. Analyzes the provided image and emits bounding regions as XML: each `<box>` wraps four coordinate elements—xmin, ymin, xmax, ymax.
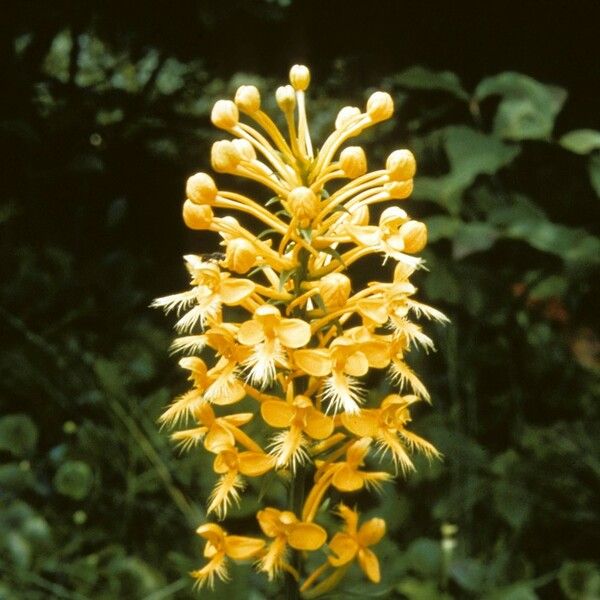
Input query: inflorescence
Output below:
<box><xmin>154</xmin><ymin>64</ymin><xmax>447</xmax><ymax>596</ymax></box>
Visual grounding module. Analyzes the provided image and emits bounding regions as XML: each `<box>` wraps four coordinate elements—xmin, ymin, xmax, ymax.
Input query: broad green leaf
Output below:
<box><xmin>43</xmin><ymin>29</ymin><xmax>73</xmax><ymax>83</ymax></box>
<box><xmin>589</xmin><ymin>154</ymin><xmax>600</xmax><ymax>196</ymax></box>
<box><xmin>424</xmin><ymin>215</ymin><xmax>461</xmax><ymax>243</ymax></box>
<box><xmin>54</xmin><ymin>460</ymin><xmax>94</xmax><ymax>500</ymax></box>
<box><xmin>528</xmin><ymin>276</ymin><xmax>567</xmax><ymax>300</ymax></box>
<box><xmin>450</xmin><ymin>558</ymin><xmax>486</xmax><ymax>592</ymax></box>
<box><xmin>559</xmin><ymin>129</ymin><xmax>600</xmax><ymax>155</ymax></box>
<box><xmin>559</xmin><ymin>562</ymin><xmax>600</xmax><ymax>600</ymax></box>
<box><xmin>405</xmin><ymin>538</ymin><xmax>442</xmax><ymax>577</ymax></box>
<box><xmin>493</xmin><ymin>481</ymin><xmax>531</xmax><ymax>529</ymax></box>
<box><xmin>475</xmin><ymin>72</ymin><xmax>567</xmax><ymax>140</ymax></box>
<box><xmin>485</xmin><ymin>583</ymin><xmax>538</xmax><ymax>600</ymax></box>
<box><xmin>0</xmin><ymin>414</ymin><xmax>38</xmax><ymax>457</ymax></box>
<box><xmin>452</xmin><ymin>222</ymin><xmax>498</xmax><ymax>260</ymax></box>
<box><xmin>413</xmin><ymin>127</ymin><xmax>520</xmax><ymax>214</ymax></box>
<box><xmin>390</xmin><ymin>66</ymin><xmax>469</xmax><ymax>100</ymax></box>
<box><xmin>397</xmin><ymin>578</ymin><xmax>449</xmax><ymax>600</ymax></box>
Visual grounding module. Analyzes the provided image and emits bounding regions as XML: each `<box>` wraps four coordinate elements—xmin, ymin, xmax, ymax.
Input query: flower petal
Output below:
<box><xmin>304</xmin><ymin>409</ymin><xmax>335</xmax><ymax>440</ymax></box>
<box><xmin>261</xmin><ymin>400</ymin><xmax>295</xmax><ymax>428</ymax></box>
<box><xmin>294</xmin><ymin>349</ymin><xmax>332</xmax><ymax>377</ymax></box>
<box><xmin>340</xmin><ymin>410</ymin><xmax>378</xmax><ymax>437</ymax></box>
<box><xmin>219</xmin><ymin>278</ymin><xmax>255</xmax><ymax>305</ymax></box>
<box><xmin>237</xmin><ymin>319</ymin><xmax>265</xmax><ymax>345</ymax></box>
<box><xmin>237</xmin><ymin>451</ymin><xmax>274</xmax><ymax>477</ymax></box>
<box><xmin>288</xmin><ymin>522</ymin><xmax>327</xmax><ymax>551</ymax></box>
<box><xmin>204</xmin><ymin>423</ymin><xmax>235</xmax><ymax>451</ymax></box>
<box><xmin>358</xmin><ymin>518</ymin><xmax>386</xmax><ymax>547</ymax></box>
<box><xmin>344</xmin><ymin>351</ymin><xmax>369</xmax><ymax>377</ymax></box>
<box><xmin>356</xmin><ymin>299</ymin><xmax>389</xmax><ymax>324</ymax></box>
<box><xmin>332</xmin><ymin>464</ymin><xmax>365</xmax><ymax>492</ymax></box>
<box><xmin>224</xmin><ymin>535</ymin><xmax>266</xmax><ymax>560</ymax></box>
<box><xmin>328</xmin><ymin>533</ymin><xmax>359</xmax><ymax>566</ymax></box>
<box><xmin>276</xmin><ymin>318</ymin><xmax>311</xmax><ymax>348</ymax></box>
<box><xmin>358</xmin><ymin>548</ymin><xmax>381</xmax><ymax>583</ymax></box>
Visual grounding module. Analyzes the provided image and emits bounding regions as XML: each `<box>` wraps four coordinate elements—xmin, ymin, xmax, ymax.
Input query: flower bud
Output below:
<box><xmin>399</xmin><ymin>220</ymin><xmax>427</xmax><ymax>253</ymax></box>
<box><xmin>386</xmin><ymin>149</ymin><xmax>416</xmax><ymax>180</ymax></box>
<box><xmin>289</xmin><ymin>64</ymin><xmax>310</xmax><ymax>91</ymax></box>
<box><xmin>211</xmin><ymin>100</ymin><xmax>239</xmax><ymax>129</ymax></box>
<box><xmin>288</xmin><ymin>186</ymin><xmax>319</xmax><ymax>227</ymax></box>
<box><xmin>366</xmin><ymin>91</ymin><xmax>394</xmax><ymax>122</ymax></box>
<box><xmin>235</xmin><ymin>85</ymin><xmax>261</xmax><ymax>113</ymax></box>
<box><xmin>276</xmin><ymin>85</ymin><xmax>296</xmax><ymax>112</ymax></box>
<box><xmin>182</xmin><ymin>200</ymin><xmax>213</xmax><ymax>230</ymax></box>
<box><xmin>223</xmin><ymin>238</ymin><xmax>257</xmax><ymax>274</ymax></box>
<box><xmin>380</xmin><ymin>206</ymin><xmax>409</xmax><ymax>229</ymax></box>
<box><xmin>232</xmin><ymin>138</ymin><xmax>256</xmax><ymax>162</ymax></box>
<box><xmin>335</xmin><ymin>106</ymin><xmax>361</xmax><ymax>131</ymax></box>
<box><xmin>211</xmin><ymin>140</ymin><xmax>242</xmax><ymax>173</ymax></box>
<box><xmin>339</xmin><ymin>146</ymin><xmax>367</xmax><ymax>178</ymax></box>
<box><xmin>319</xmin><ymin>273</ymin><xmax>351</xmax><ymax>309</ymax></box>
<box><xmin>186</xmin><ymin>172</ymin><xmax>218</xmax><ymax>205</ymax></box>
<box><xmin>384</xmin><ymin>179</ymin><xmax>414</xmax><ymax>200</ymax></box>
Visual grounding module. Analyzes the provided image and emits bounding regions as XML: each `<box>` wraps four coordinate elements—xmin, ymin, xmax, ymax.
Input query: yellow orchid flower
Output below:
<box><xmin>328</xmin><ymin>504</ymin><xmax>386</xmax><ymax>583</ymax></box>
<box><xmin>261</xmin><ymin>395</ymin><xmax>334</xmax><ymax>470</ymax></box>
<box><xmin>345</xmin><ymin>207</ymin><xmax>424</xmax><ymax>267</ymax></box>
<box><xmin>205</xmin><ymin>442</ymin><xmax>275</xmax><ymax>518</ymax></box>
<box><xmin>256</xmin><ymin>507</ymin><xmax>327</xmax><ymax>580</ymax></box>
<box><xmin>152</xmin><ymin>257</ymin><xmax>255</xmax><ymax>332</ymax></box>
<box><xmin>341</xmin><ymin>394</ymin><xmax>440</xmax><ymax>473</ymax></box>
<box><xmin>237</xmin><ymin>304</ymin><xmax>311</xmax><ymax>386</ymax></box>
<box><xmin>191</xmin><ymin>523</ymin><xmax>265</xmax><ymax>589</ymax></box>
<box><xmin>170</xmin><ymin>402</ymin><xmax>258</xmax><ymax>453</ymax></box>
<box><xmin>294</xmin><ymin>334</ymin><xmax>388</xmax><ymax>414</ymax></box>
<box><xmin>158</xmin><ymin>356</ymin><xmax>210</xmax><ymax>426</ymax></box>
<box><xmin>303</xmin><ymin>438</ymin><xmax>391</xmax><ymax>522</ymax></box>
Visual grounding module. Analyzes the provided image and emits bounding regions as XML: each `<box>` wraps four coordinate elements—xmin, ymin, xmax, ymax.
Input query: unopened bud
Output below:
<box><xmin>276</xmin><ymin>85</ymin><xmax>296</xmax><ymax>112</ymax></box>
<box><xmin>320</xmin><ymin>273</ymin><xmax>351</xmax><ymax>309</ymax></box>
<box><xmin>399</xmin><ymin>220</ymin><xmax>427</xmax><ymax>253</ymax></box>
<box><xmin>339</xmin><ymin>146</ymin><xmax>367</xmax><ymax>178</ymax></box>
<box><xmin>211</xmin><ymin>100</ymin><xmax>239</xmax><ymax>129</ymax></box>
<box><xmin>387</xmin><ymin>149</ymin><xmax>416</xmax><ymax>180</ymax></box>
<box><xmin>186</xmin><ymin>172</ymin><xmax>218</xmax><ymax>205</ymax></box>
<box><xmin>211</xmin><ymin>140</ymin><xmax>242</xmax><ymax>173</ymax></box>
<box><xmin>366</xmin><ymin>91</ymin><xmax>394</xmax><ymax>122</ymax></box>
<box><xmin>385</xmin><ymin>179</ymin><xmax>414</xmax><ymax>200</ymax></box>
<box><xmin>223</xmin><ymin>238</ymin><xmax>257</xmax><ymax>274</ymax></box>
<box><xmin>289</xmin><ymin>64</ymin><xmax>310</xmax><ymax>91</ymax></box>
<box><xmin>288</xmin><ymin>186</ymin><xmax>319</xmax><ymax>228</ymax></box>
<box><xmin>335</xmin><ymin>106</ymin><xmax>362</xmax><ymax>131</ymax></box>
<box><xmin>182</xmin><ymin>200</ymin><xmax>213</xmax><ymax>230</ymax></box>
<box><xmin>232</xmin><ymin>138</ymin><xmax>256</xmax><ymax>161</ymax></box>
<box><xmin>235</xmin><ymin>85</ymin><xmax>261</xmax><ymax>113</ymax></box>
<box><xmin>380</xmin><ymin>206</ymin><xmax>409</xmax><ymax>229</ymax></box>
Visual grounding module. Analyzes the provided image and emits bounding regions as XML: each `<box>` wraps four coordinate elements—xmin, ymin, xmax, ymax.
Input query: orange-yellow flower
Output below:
<box><xmin>261</xmin><ymin>395</ymin><xmax>334</xmax><ymax>470</ymax></box>
<box><xmin>153</xmin><ymin>257</ymin><xmax>255</xmax><ymax>332</ymax></box>
<box><xmin>170</xmin><ymin>402</ymin><xmax>256</xmax><ymax>453</ymax></box>
<box><xmin>205</xmin><ymin>442</ymin><xmax>274</xmax><ymax>518</ymax></box>
<box><xmin>257</xmin><ymin>507</ymin><xmax>327</xmax><ymax>580</ymax></box>
<box><xmin>341</xmin><ymin>394</ymin><xmax>439</xmax><ymax>473</ymax></box>
<box><xmin>191</xmin><ymin>523</ymin><xmax>265</xmax><ymax>588</ymax></box>
<box><xmin>303</xmin><ymin>438</ymin><xmax>390</xmax><ymax>522</ymax></box>
<box><xmin>328</xmin><ymin>505</ymin><xmax>385</xmax><ymax>583</ymax></box>
<box><xmin>238</xmin><ymin>304</ymin><xmax>311</xmax><ymax>386</ymax></box>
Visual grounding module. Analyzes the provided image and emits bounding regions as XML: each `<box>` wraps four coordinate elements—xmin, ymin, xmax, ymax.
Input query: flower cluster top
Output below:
<box><xmin>155</xmin><ymin>65</ymin><xmax>446</xmax><ymax>594</ymax></box>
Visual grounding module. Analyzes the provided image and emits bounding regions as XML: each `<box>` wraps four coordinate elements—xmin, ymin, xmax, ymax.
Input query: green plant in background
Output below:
<box><xmin>1</xmin><ymin>17</ymin><xmax>599</xmax><ymax>600</ymax></box>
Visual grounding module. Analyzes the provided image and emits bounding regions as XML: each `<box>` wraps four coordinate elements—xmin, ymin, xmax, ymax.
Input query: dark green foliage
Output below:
<box><xmin>1</xmin><ymin>3</ymin><xmax>599</xmax><ymax>598</ymax></box>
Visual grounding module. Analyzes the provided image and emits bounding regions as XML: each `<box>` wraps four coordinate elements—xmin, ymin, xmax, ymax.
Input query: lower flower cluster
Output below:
<box><xmin>155</xmin><ymin>65</ymin><xmax>446</xmax><ymax>595</ymax></box>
